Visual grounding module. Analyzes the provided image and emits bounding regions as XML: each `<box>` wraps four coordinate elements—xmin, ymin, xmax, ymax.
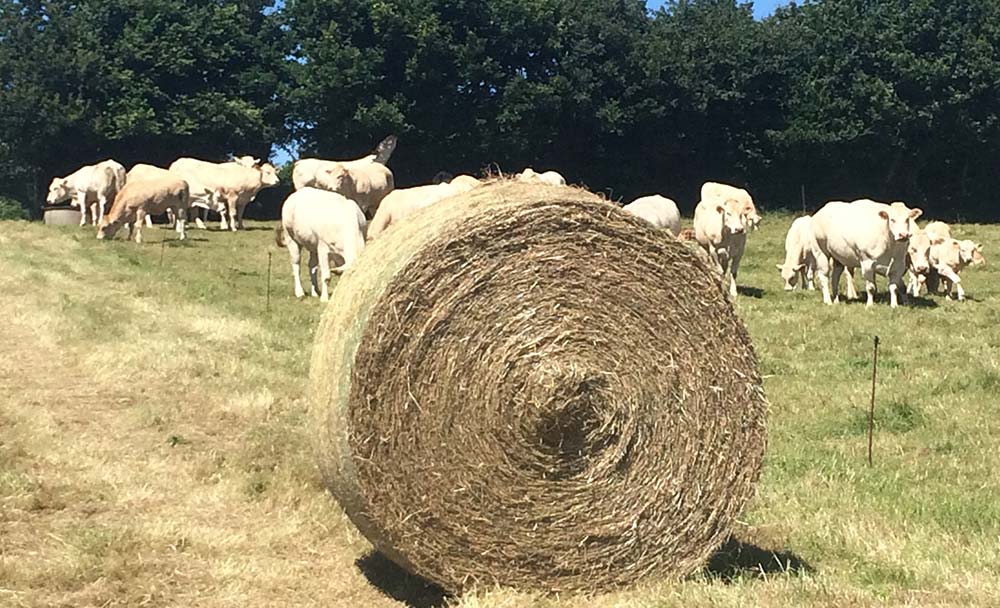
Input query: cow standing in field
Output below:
<box><xmin>168</xmin><ymin>158</ymin><xmax>279</xmax><ymax>230</ymax></box>
<box><xmin>97</xmin><ymin>174</ymin><xmax>190</xmax><ymax>243</ymax></box>
<box><xmin>694</xmin><ymin>197</ymin><xmax>752</xmax><ymax>297</ymax></box>
<box><xmin>46</xmin><ymin>159</ymin><xmax>126</xmax><ymax>226</ymax></box>
<box><xmin>367</xmin><ymin>175</ymin><xmax>482</xmax><ymax>239</ymax></box>
<box><xmin>275</xmin><ymin>188</ymin><xmax>367</xmax><ymax>302</ymax></box>
<box><xmin>810</xmin><ymin>199</ymin><xmax>922</xmax><ymax>308</ymax></box>
<box><xmin>622</xmin><ymin>195</ymin><xmax>681</xmax><ymax>235</ymax></box>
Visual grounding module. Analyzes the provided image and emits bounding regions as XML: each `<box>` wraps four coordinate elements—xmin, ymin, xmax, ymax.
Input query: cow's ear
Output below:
<box><xmin>909</xmin><ymin>208</ymin><xmax>923</xmax><ymax>219</ymax></box>
<box><xmin>794</xmin><ymin>264</ymin><xmax>806</xmax><ymax>271</ymax></box>
<box><xmin>715</xmin><ymin>204</ymin><xmax>725</xmax><ymax>214</ymax></box>
<box><xmin>977</xmin><ymin>243</ymin><xmax>984</xmax><ymax>252</ymax></box>
<box><xmin>744</xmin><ymin>204</ymin><xmax>753</xmax><ymax>214</ymax></box>
<box><xmin>878</xmin><ymin>210</ymin><xmax>889</xmax><ymax>220</ymax></box>
<box><xmin>775</xmin><ymin>264</ymin><xmax>784</xmax><ymax>270</ymax></box>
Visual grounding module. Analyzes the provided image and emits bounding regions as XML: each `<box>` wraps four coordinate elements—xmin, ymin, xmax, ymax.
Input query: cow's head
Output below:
<box><xmin>96</xmin><ymin>213</ymin><xmax>126</xmax><ymax>240</ymax></box>
<box><xmin>907</xmin><ymin>230</ymin><xmax>932</xmax><ymax>274</ymax></box>
<box><xmin>716</xmin><ymin>198</ymin><xmax>746</xmax><ymax>235</ymax></box>
<box><xmin>46</xmin><ymin>178</ymin><xmax>71</xmax><ymax>205</ymax></box>
<box><xmin>959</xmin><ymin>240</ymin><xmax>985</xmax><ymax>266</ymax></box>
<box><xmin>258</xmin><ymin>163</ymin><xmax>280</xmax><ymax>187</ymax></box>
<box><xmin>880</xmin><ymin>203</ymin><xmax>921</xmax><ymax>241</ymax></box>
<box><xmin>776</xmin><ymin>262</ymin><xmax>806</xmax><ymax>290</ymax></box>
<box><xmin>322</xmin><ymin>165</ymin><xmax>354</xmax><ymax>193</ymax></box>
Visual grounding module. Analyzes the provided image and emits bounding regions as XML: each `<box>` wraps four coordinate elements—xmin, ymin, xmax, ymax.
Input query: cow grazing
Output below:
<box><xmin>516</xmin><ymin>167</ymin><xmax>566</xmax><ymax>186</ymax></box>
<box><xmin>927</xmin><ymin>239</ymin><xmax>985</xmax><ymax>301</ymax></box>
<box><xmin>694</xmin><ymin>196</ymin><xmax>752</xmax><ymax>297</ymax></box>
<box><xmin>97</xmin><ymin>175</ymin><xmax>190</xmax><ymax>243</ymax></box>
<box><xmin>168</xmin><ymin>158</ymin><xmax>279</xmax><ymax>230</ymax></box>
<box><xmin>275</xmin><ymin>188</ymin><xmax>367</xmax><ymax>302</ymax></box>
<box><xmin>777</xmin><ymin>216</ymin><xmax>817</xmax><ymax>291</ymax></box>
<box><xmin>367</xmin><ymin>177</ymin><xmax>481</xmax><ymax>240</ymax></box>
<box><xmin>622</xmin><ymin>195</ymin><xmax>681</xmax><ymax>235</ymax></box>
<box><xmin>46</xmin><ymin>159</ymin><xmax>125</xmax><ymax>226</ymax></box>
<box><xmin>701</xmin><ymin>181</ymin><xmax>762</xmax><ymax>230</ymax></box>
<box><xmin>810</xmin><ymin>199</ymin><xmax>922</xmax><ymax>308</ymax></box>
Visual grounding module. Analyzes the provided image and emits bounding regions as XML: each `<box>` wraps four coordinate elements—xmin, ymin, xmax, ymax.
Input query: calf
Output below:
<box><xmin>776</xmin><ymin>216</ymin><xmax>816</xmax><ymax>290</ymax></box>
<box><xmin>97</xmin><ymin>175</ymin><xmax>190</xmax><ymax>243</ymax></box>
<box><xmin>275</xmin><ymin>188</ymin><xmax>367</xmax><ymax>302</ymax></box>
<box><xmin>927</xmin><ymin>239</ymin><xmax>985</xmax><ymax>301</ymax></box>
<box><xmin>516</xmin><ymin>168</ymin><xmax>566</xmax><ymax>186</ymax></box>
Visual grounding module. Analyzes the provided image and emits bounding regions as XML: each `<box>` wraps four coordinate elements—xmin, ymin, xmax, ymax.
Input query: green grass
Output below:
<box><xmin>1</xmin><ymin>214</ymin><xmax>998</xmax><ymax>607</ymax></box>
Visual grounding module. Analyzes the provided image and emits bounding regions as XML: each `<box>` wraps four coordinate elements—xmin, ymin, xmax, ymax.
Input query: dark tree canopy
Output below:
<box><xmin>2</xmin><ymin>0</ymin><xmax>999</xmax><ymax>219</ymax></box>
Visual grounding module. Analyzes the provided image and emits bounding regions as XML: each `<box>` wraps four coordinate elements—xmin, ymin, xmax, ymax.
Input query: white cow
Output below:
<box><xmin>622</xmin><ymin>195</ymin><xmax>681</xmax><ymax>235</ymax></box>
<box><xmin>168</xmin><ymin>158</ymin><xmax>279</xmax><ymax>230</ymax></box>
<box><xmin>925</xmin><ymin>221</ymin><xmax>952</xmax><ymax>244</ymax></box>
<box><xmin>367</xmin><ymin>177</ymin><xmax>481</xmax><ymax>239</ymax></box>
<box><xmin>927</xmin><ymin>239</ymin><xmax>985</xmax><ymax>301</ymax></box>
<box><xmin>516</xmin><ymin>167</ymin><xmax>566</xmax><ymax>186</ymax></box>
<box><xmin>694</xmin><ymin>196</ymin><xmax>752</xmax><ymax>297</ymax></box>
<box><xmin>776</xmin><ymin>216</ymin><xmax>817</xmax><ymax>291</ymax></box>
<box><xmin>97</xmin><ymin>174</ymin><xmax>190</xmax><ymax>243</ymax></box>
<box><xmin>275</xmin><ymin>188</ymin><xmax>367</xmax><ymax>302</ymax></box>
<box><xmin>46</xmin><ymin>159</ymin><xmax>125</xmax><ymax>226</ymax></box>
<box><xmin>701</xmin><ymin>181</ymin><xmax>762</xmax><ymax>230</ymax></box>
<box><xmin>810</xmin><ymin>199</ymin><xmax>922</xmax><ymax>308</ymax></box>
<box><xmin>905</xmin><ymin>229</ymin><xmax>933</xmax><ymax>297</ymax></box>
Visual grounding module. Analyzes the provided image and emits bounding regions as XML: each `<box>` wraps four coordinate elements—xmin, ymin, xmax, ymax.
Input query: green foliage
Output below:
<box><xmin>2</xmin><ymin>0</ymin><xmax>1000</xmax><ymax>218</ymax></box>
<box><xmin>0</xmin><ymin>196</ymin><xmax>29</xmax><ymax>220</ymax></box>
<box><xmin>0</xmin><ymin>0</ymin><xmax>287</xmax><ymax>205</ymax></box>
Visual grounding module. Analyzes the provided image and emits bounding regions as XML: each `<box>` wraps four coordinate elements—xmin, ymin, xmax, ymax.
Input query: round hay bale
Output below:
<box><xmin>310</xmin><ymin>181</ymin><xmax>767</xmax><ymax>594</ymax></box>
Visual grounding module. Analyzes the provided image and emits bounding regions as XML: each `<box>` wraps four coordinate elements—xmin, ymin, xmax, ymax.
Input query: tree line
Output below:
<box><xmin>2</xmin><ymin>0</ymin><xmax>999</xmax><ymax>219</ymax></box>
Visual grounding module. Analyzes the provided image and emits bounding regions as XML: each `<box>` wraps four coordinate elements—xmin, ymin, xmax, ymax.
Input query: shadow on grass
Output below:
<box><xmin>705</xmin><ymin>536</ymin><xmax>814</xmax><ymax>582</ymax></box>
<box><xmin>737</xmin><ymin>285</ymin><xmax>765</xmax><ymax>298</ymax></box>
<box><xmin>356</xmin><ymin>551</ymin><xmax>450</xmax><ymax>608</ymax></box>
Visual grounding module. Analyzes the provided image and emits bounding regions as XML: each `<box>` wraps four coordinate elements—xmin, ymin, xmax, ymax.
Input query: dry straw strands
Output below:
<box><xmin>310</xmin><ymin>181</ymin><xmax>768</xmax><ymax>594</ymax></box>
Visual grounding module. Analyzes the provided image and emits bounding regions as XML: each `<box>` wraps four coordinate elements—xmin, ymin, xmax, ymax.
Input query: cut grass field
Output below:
<box><xmin>1</xmin><ymin>214</ymin><xmax>998</xmax><ymax>607</ymax></box>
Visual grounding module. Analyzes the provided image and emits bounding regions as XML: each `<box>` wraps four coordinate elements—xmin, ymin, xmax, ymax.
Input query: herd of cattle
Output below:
<box><xmin>43</xmin><ymin>137</ymin><xmax>984</xmax><ymax>306</ymax></box>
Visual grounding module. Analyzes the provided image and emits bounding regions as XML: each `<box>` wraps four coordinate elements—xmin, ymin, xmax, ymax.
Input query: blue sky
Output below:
<box><xmin>646</xmin><ymin>0</ymin><xmax>788</xmax><ymax>20</ymax></box>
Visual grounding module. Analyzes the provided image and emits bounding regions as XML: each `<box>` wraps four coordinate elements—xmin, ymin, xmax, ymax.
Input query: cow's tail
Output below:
<box><xmin>274</xmin><ymin>223</ymin><xmax>287</xmax><ymax>248</ymax></box>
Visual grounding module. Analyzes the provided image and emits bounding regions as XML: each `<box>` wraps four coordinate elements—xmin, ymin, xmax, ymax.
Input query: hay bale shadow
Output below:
<box><xmin>704</xmin><ymin>536</ymin><xmax>813</xmax><ymax>583</ymax></box>
<box><xmin>356</xmin><ymin>551</ymin><xmax>450</xmax><ymax>608</ymax></box>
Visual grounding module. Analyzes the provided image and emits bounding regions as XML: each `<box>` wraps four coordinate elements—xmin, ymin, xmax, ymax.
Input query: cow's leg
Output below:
<box><xmin>227</xmin><ymin>197</ymin><xmax>238</xmax><ymax>232</ymax></box>
<box><xmin>860</xmin><ymin>260</ymin><xmax>877</xmax><ymax>307</ymax></box>
<box><xmin>287</xmin><ymin>238</ymin><xmax>305</xmax><ymax>298</ymax></box>
<box><xmin>308</xmin><ymin>250</ymin><xmax>320</xmax><ymax>297</ymax></box>
<box><xmin>133</xmin><ymin>211</ymin><xmax>146</xmax><ymax>244</ymax></box>
<box><xmin>96</xmin><ymin>196</ymin><xmax>106</xmax><ymax>225</ymax></box>
<box><xmin>175</xmin><ymin>208</ymin><xmax>187</xmax><ymax>241</ymax></box>
<box><xmin>831</xmin><ymin>261</ymin><xmax>844</xmax><ymax>304</ymax></box>
<box><xmin>317</xmin><ymin>242</ymin><xmax>332</xmax><ymax>302</ymax></box>
<box><xmin>195</xmin><ymin>207</ymin><xmax>207</xmax><ymax>230</ymax></box>
<box><xmin>75</xmin><ymin>193</ymin><xmax>88</xmax><ymax>226</ymax></box>
<box><xmin>842</xmin><ymin>267</ymin><xmax>857</xmax><ymax>300</ymax></box>
<box><xmin>729</xmin><ymin>250</ymin><xmax>743</xmax><ymax>298</ymax></box>
<box><xmin>236</xmin><ymin>202</ymin><xmax>248</xmax><ymax>230</ymax></box>
<box><xmin>939</xmin><ymin>267</ymin><xmax>963</xmax><ymax>301</ymax></box>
